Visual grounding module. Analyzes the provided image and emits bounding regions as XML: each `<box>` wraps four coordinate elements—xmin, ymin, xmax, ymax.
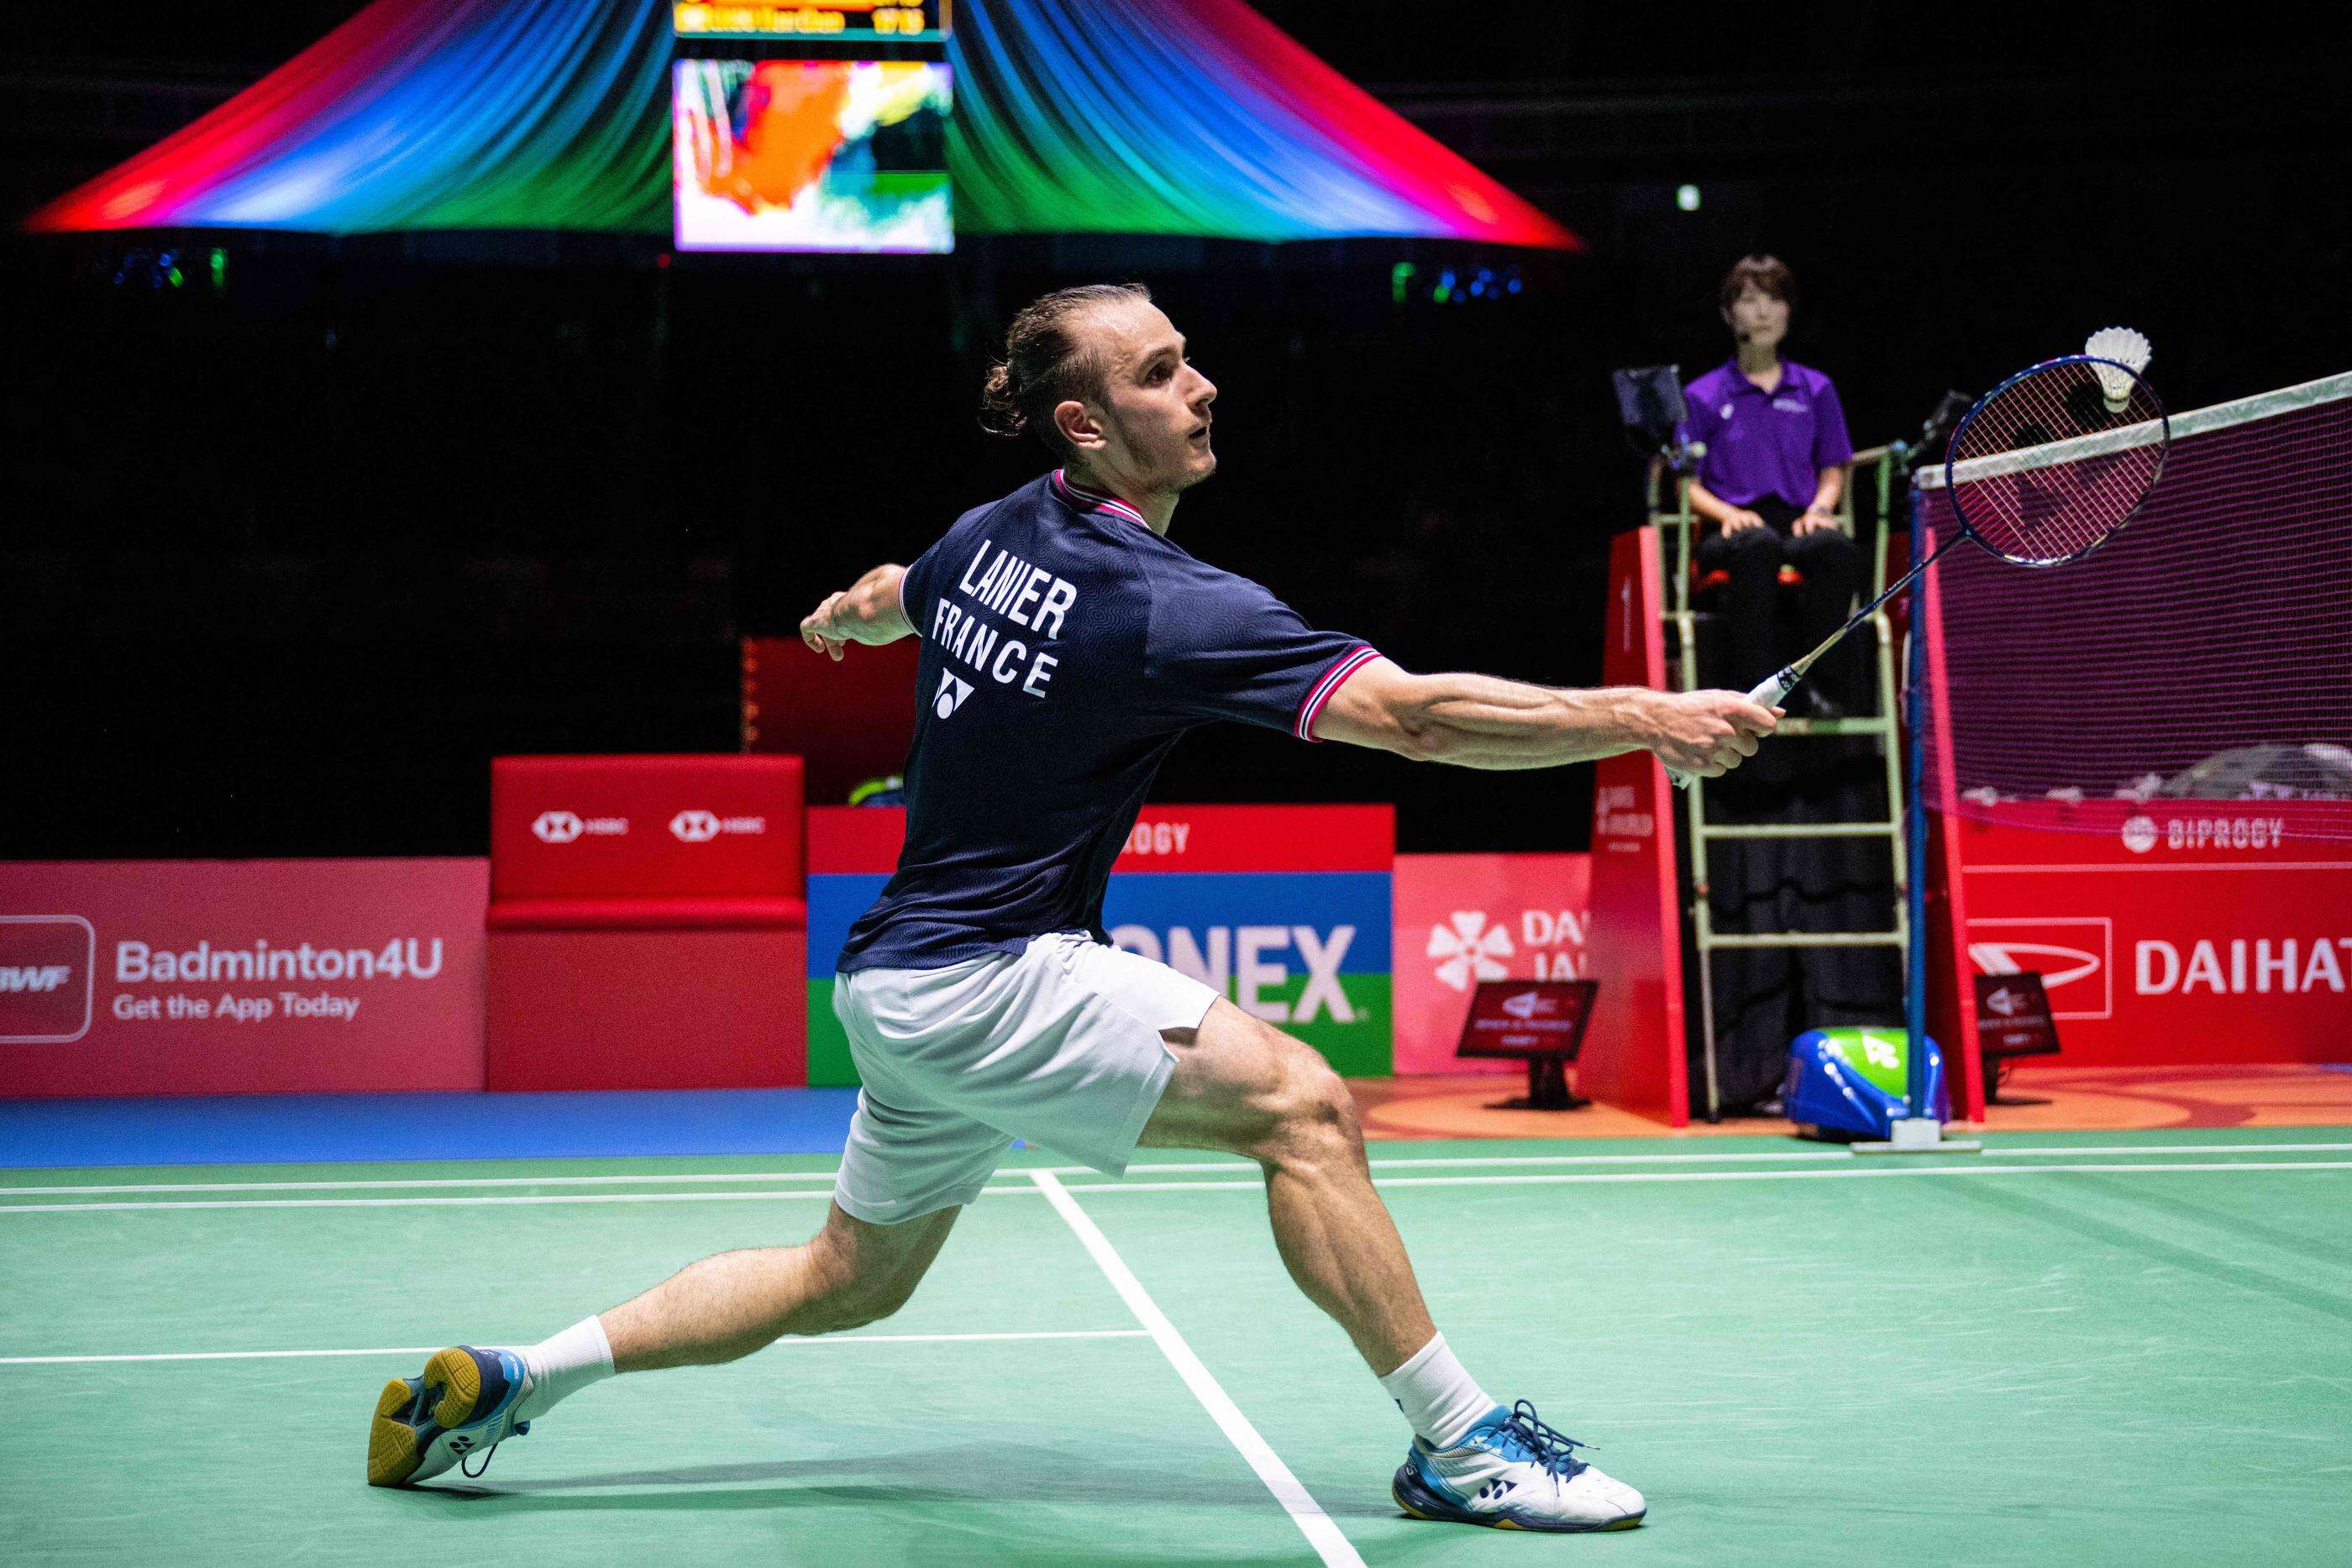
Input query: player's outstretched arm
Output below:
<box><xmin>1311</xmin><ymin>656</ymin><xmax>1777</xmax><ymax>777</ymax></box>
<box><xmin>801</xmin><ymin>564</ymin><xmax>914</xmax><ymax>660</ymax></box>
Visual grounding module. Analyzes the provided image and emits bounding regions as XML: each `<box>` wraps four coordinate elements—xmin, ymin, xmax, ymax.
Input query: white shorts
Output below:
<box><xmin>830</xmin><ymin>931</ymin><xmax>1221</xmax><ymax>1225</ymax></box>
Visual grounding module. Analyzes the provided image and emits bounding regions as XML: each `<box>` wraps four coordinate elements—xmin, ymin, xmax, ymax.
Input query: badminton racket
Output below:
<box><xmin>1669</xmin><ymin>354</ymin><xmax>2169</xmax><ymax>787</ymax></box>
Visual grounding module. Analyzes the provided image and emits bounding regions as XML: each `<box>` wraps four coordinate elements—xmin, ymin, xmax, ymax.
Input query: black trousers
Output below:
<box><xmin>1693</xmin><ymin>496</ymin><xmax>1863</xmax><ymax>701</ymax></box>
<box><xmin>1685</xmin><ymin>498</ymin><xmax>1898</xmax><ymax>1115</ymax></box>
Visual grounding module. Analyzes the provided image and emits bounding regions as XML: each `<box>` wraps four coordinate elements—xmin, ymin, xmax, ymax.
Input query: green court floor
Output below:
<box><xmin>7</xmin><ymin>1127</ymin><xmax>2351</xmax><ymax>1565</ymax></box>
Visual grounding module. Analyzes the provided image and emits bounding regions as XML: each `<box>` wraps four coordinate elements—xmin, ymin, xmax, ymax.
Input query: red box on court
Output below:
<box><xmin>486</xmin><ymin>755</ymin><xmax>808</xmax><ymax>1090</ymax></box>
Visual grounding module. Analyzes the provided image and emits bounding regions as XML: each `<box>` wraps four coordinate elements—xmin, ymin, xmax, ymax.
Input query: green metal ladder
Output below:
<box><xmin>1651</xmin><ymin>448</ymin><xmax>1910</xmax><ymax>1121</ymax></box>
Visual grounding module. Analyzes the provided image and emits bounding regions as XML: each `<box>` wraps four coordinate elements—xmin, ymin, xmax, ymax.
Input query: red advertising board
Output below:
<box><xmin>1583</xmin><ymin>528</ymin><xmax>1689</xmax><ymax>1124</ymax></box>
<box><xmin>1392</xmin><ymin>853</ymin><xmax>1589</xmax><ymax>1076</ymax></box>
<box><xmin>0</xmin><ymin>859</ymin><xmax>487</xmax><ymax>1097</ymax></box>
<box><xmin>1948</xmin><ymin>803</ymin><xmax>2352</xmax><ymax>1066</ymax></box>
<box><xmin>808</xmin><ymin>802</ymin><xmax>1395</xmax><ymax>875</ymax></box>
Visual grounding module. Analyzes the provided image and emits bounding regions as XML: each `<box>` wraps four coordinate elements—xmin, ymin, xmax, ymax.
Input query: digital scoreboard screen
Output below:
<box><xmin>673</xmin><ymin>58</ymin><xmax>952</xmax><ymax>253</ymax></box>
<box><xmin>675</xmin><ymin>3</ymin><xmax>948</xmax><ymax>46</ymax></box>
<box><xmin>671</xmin><ymin>0</ymin><xmax>950</xmax><ymax>252</ymax></box>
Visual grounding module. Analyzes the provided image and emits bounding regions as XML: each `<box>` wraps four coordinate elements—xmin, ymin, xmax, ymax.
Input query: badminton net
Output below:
<box><xmin>1916</xmin><ymin>370</ymin><xmax>2352</xmax><ymax>842</ymax></box>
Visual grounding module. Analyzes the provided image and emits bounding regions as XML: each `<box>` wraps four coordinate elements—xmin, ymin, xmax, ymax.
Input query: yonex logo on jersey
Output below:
<box><xmin>935</xmin><ymin>671</ymin><xmax>974</xmax><ymax>719</ymax></box>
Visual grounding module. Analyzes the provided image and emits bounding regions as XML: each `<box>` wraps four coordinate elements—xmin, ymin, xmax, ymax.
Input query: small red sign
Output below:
<box><xmin>1457</xmin><ymin>979</ymin><xmax>1597</xmax><ymax>1059</ymax></box>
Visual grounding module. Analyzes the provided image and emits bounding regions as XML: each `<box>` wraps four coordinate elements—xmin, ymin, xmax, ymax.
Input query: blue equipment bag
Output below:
<box><xmin>1782</xmin><ymin>1027</ymin><xmax>1949</xmax><ymax>1141</ymax></box>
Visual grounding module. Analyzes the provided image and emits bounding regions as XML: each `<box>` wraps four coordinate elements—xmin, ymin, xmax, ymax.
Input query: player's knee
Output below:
<box><xmin>1259</xmin><ymin>1039</ymin><xmax>1362</xmax><ymax>1170</ymax></box>
<box><xmin>804</xmin><ymin>1227</ymin><xmax>921</xmax><ymax>1332</ymax></box>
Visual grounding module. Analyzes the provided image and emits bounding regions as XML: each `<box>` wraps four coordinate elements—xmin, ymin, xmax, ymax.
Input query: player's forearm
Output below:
<box><xmin>837</xmin><ymin>564</ymin><xmax>914</xmax><ymax>644</ymax></box>
<box><xmin>1404</xmin><ymin>674</ymin><xmax>1662</xmax><ymax>771</ymax></box>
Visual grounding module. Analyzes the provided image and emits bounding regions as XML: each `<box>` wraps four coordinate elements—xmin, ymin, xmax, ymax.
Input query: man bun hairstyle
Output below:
<box><xmin>1719</xmin><ymin>254</ymin><xmax>1796</xmax><ymax>311</ymax></box>
<box><xmin>979</xmin><ymin>282</ymin><xmax>1152</xmax><ymax>454</ymax></box>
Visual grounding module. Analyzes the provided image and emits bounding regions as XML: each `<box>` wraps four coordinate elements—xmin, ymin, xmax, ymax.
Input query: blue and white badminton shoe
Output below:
<box><xmin>1392</xmin><ymin>1400</ymin><xmax>1646</xmax><ymax>1532</ymax></box>
<box><xmin>366</xmin><ymin>1345</ymin><xmax>537</xmax><ymax>1487</ymax></box>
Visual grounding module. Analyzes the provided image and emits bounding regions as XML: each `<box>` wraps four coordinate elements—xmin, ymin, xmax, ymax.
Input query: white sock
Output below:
<box><xmin>516</xmin><ymin>1316</ymin><xmax>614</xmax><ymax>1418</ymax></box>
<box><xmin>1378</xmin><ymin>1333</ymin><xmax>1497</xmax><ymax>1450</ymax></box>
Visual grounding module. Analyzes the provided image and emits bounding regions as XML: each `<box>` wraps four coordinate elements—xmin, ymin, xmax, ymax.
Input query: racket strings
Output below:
<box><xmin>1949</xmin><ymin>359</ymin><xmax>2165</xmax><ymax>564</ymax></box>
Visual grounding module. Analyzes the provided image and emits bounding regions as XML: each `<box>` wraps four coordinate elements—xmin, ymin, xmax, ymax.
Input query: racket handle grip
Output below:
<box><xmin>1667</xmin><ymin>670</ymin><xmax>1798</xmax><ymax>791</ymax></box>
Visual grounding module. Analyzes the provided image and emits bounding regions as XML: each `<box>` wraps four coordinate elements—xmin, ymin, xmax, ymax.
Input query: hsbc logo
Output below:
<box><xmin>669</xmin><ymin>810</ymin><xmax>766</xmax><ymax>843</ymax></box>
<box><xmin>0</xmin><ymin>915</ymin><xmax>96</xmax><ymax>1043</ymax></box>
<box><xmin>532</xmin><ymin>811</ymin><xmax>627</xmax><ymax>844</ymax></box>
<box><xmin>1985</xmin><ymin>983</ymin><xmax>2026</xmax><ymax>1018</ymax></box>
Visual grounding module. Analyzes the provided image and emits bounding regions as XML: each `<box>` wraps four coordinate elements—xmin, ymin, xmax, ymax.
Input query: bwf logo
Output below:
<box><xmin>935</xmin><ymin>671</ymin><xmax>974</xmax><ymax>719</ymax></box>
<box><xmin>0</xmin><ymin>915</ymin><xmax>96</xmax><ymax>1043</ymax></box>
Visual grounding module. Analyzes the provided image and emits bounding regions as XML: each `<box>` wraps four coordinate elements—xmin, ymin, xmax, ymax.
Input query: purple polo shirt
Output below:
<box><xmin>1676</xmin><ymin>359</ymin><xmax>1854</xmax><ymax>510</ymax></box>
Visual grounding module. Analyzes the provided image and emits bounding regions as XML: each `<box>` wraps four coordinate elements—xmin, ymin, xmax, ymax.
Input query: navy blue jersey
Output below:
<box><xmin>836</xmin><ymin>470</ymin><xmax>1378</xmax><ymax>973</ymax></box>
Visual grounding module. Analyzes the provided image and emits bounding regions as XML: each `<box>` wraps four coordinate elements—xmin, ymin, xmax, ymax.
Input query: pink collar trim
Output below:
<box><xmin>1052</xmin><ymin>469</ymin><xmax>1152</xmax><ymax>528</ymax></box>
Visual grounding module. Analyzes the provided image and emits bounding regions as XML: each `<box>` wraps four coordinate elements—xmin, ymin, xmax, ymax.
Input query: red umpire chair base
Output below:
<box><xmin>485</xmin><ymin>924</ymin><xmax>807</xmax><ymax>1091</ymax></box>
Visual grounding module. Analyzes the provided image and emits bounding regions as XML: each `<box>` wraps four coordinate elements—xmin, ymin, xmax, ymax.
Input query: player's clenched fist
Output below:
<box><xmin>1643</xmin><ymin>690</ymin><xmax>1779</xmax><ymax>777</ymax></box>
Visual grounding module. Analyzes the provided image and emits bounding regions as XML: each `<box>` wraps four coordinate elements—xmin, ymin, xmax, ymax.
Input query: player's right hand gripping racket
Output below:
<box><xmin>1668</xmin><ymin>354</ymin><xmax>2169</xmax><ymax>788</ymax></box>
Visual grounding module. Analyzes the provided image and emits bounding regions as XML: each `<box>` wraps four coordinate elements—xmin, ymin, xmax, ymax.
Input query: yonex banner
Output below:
<box><xmin>806</xmin><ymin>805</ymin><xmax>1394</xmax><ymax>1083</ymax></box>
<box><xmin>0</xmin><ymin>859</ymin><xmax>487</xmax><ymax>1097</ymax></box>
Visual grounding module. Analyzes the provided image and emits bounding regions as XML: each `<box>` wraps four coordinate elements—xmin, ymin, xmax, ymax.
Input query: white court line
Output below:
<box><xmin>8</xmin><ymin>1160</ymin><xmax>2352</xmax><ymax>1214</ymax></box>
<box><xmin>0</xmin><ymin>1170</ymin><xmax>852</xmax><ymax>1197</ymax></box>
<box><xmin>16</xmin><ymin>1136</ymin><xmax>2345</xmax><ymax>1198</ymax></box>
<box><xmin>1049</xmin><ymin>1160</ymin><xmax>2352</xmax><ymax>1195</ymax></box>
<box><xmin>1980</xmin><ymin>1142</ymin><xmax>2352</xmax><ymax>1158</ymax></box>
<box><xmin>0</xmin><ymin>1150</ymin><xmax>1850</xmax><ymax>1198</ymax></box>
<box><xmin>0</xmin><ymin>1188</ymin><xmax>1033</xmax><ymax>1215</ymax></box>
<box><xmin>0</xmin><ymin>1329</ymin><xmax>1151</xmax><ymax>1367</ymax></box>
<box><xmin>1031</xmin><ymin>1170</ymin><xmax>1362</xmax><ymax>1568</ymax></box>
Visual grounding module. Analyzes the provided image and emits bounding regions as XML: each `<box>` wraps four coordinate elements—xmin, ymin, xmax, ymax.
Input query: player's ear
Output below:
<box><xmin>1053</xmin><ymin>398</ymin><xmax>1106</xmax><ymax>454</ymax></box>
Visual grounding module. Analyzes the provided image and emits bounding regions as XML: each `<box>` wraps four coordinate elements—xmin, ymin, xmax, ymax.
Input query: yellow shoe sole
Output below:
<box><xmin>365</xmin><ymin>1347</ymin><xmax>491</xmax><ymax>1487</ymax></box>
<box><xmin>367</xmin><ymin>1376</ymin><xmax>426</xmax><ymax>1487</ymax></box>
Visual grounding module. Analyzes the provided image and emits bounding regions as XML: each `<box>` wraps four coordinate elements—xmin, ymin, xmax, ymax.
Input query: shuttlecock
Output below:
<box><xmin>2084</xmin><ymin>326</ymin><xmax>2151</xmax><ymax>414</ymax></box>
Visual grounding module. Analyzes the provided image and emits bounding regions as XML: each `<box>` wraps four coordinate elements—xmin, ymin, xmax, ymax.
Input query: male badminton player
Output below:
<box><xmin>365</xmin><ymin>283</ymin><xmax>1777</xmax><ymax>1533</ymax></box>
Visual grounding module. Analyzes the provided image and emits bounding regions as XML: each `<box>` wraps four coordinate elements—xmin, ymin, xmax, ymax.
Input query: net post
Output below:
<box><xmin>1856</xmin><ymin>475</ymin><xmax>1980</xmax><ymax>1155</ymax></box>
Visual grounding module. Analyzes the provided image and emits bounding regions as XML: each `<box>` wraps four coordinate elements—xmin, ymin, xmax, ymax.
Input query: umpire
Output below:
<box><xmin>1677</xmin><ymin>255</ymin><xmax>1861</xmax><ymax>711</ymax></box>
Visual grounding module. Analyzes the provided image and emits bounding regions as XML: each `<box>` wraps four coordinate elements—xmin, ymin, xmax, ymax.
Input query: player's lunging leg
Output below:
<box><xmin>602</xmin><ymin>1202</ymin><xmax>958</xmax><ymax>1369</ymax></box>
<box><xmin>365</xmin><ymin>1204</ymin><xmax>956</xmax><ymax>1487</ymax></box>
<box><xmin>1143</xmin><ymin>999</ymin><xmax>1647</xmax><ymax>1533</ymax></box>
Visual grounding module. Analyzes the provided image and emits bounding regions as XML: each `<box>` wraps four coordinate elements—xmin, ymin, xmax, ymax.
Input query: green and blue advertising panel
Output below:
<box><xmin>806</xmin><ymin>805</ymin><xmax>1393</xmax><ymax>1083</ymax></box>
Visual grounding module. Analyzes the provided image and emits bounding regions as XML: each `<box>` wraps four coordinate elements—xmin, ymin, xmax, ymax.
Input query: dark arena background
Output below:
<box><xmin>3</xmin><ymin>3</ymin><xmax>2350</xmax><ymax>1564</ymax></box>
